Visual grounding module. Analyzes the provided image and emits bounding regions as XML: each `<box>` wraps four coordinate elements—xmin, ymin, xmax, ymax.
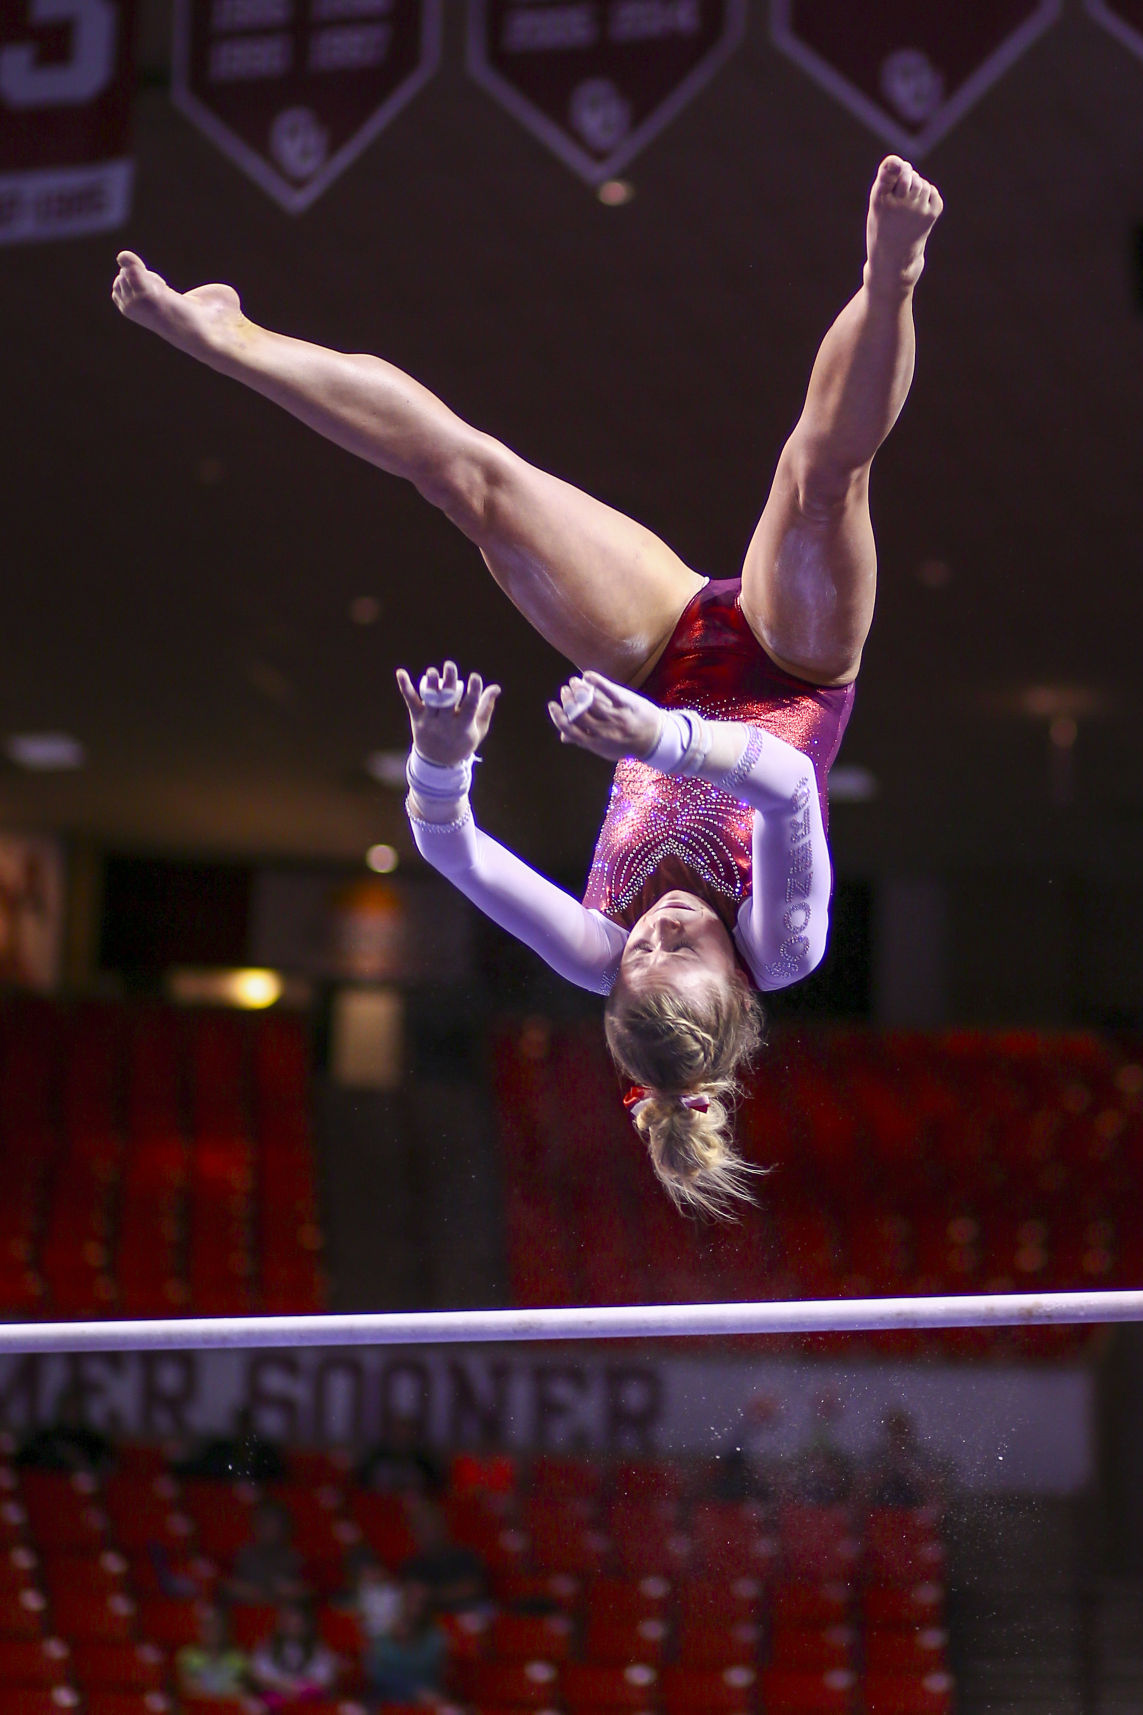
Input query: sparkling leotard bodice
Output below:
<box><xmin>582</xmin><ymin>580</ymin><xmax>855</xmax><ymax>942</ymax></box>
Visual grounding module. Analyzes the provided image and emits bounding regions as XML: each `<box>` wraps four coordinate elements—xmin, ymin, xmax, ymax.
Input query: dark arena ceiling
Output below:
<box><xmin>4</xmin><ymin>4</ymin><xmax>1143</xmax><ymax>893</ymax></box>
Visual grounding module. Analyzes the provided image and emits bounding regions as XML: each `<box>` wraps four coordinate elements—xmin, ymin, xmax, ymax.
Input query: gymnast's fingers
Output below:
<box><xmin>395</xmin><ymin>668</ymin><xmax>424</xmax><ymax>713</ymax></box>
<box><xmin>548</xmin><ymin>699</ymin><xmax>579</xmax><ymax>741</ymax></box>
<box><xmin>475</xmin><ymin>683</ymin><xmax>501</xmax><ymax>726</ymax></box>
<box><xmin>461</xmin><ymin>671</ymin><xmax>484</xmax><ymax>708</ymax></box>
<box><xmin>582</xmin><ymin>670</ymin><xmax>625</xmax><ymax>707</ymax></box>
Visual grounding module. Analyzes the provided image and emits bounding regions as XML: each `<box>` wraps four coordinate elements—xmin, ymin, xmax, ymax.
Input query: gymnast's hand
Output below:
<box><xmin>396</xmin><ymin>661</ymin><xmax>501</xmax><ymax>766</ymax></box>
<box><xmin>548</xmin><ymin>670</ymin><xmax>663</xmax><ymax>763</ymax></box>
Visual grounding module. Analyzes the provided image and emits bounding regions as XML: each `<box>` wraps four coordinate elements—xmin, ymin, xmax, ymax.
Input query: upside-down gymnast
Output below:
<box><xmin>112</xmin><ymin>156</ymin><xmax>942</xmax><ymax>1216</ymax></box>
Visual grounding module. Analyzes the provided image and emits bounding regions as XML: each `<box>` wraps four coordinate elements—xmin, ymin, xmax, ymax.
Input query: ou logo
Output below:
<box><xmin>0</xmin><ymin>0</ymin><xmax>119</xmax><ymax>108</ymax></box>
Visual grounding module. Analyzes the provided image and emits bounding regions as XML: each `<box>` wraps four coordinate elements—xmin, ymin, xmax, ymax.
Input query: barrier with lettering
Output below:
<box><xmin>0</xmin><ymin>0</ymin><xmax>135</xmax><ymax>244</ymax></box>
<box><xmin>0</xmin><ymin>1346</ymin><xmax>1093</xmax><ymax>1492</ymax></box>
<box><xmin>466</xmin><ymin>0</ymin><xmax>746</xmax><ymax>186</ymax></box>
<box><xmin>771</xmin><ymin>0</ymin><xmax>1062</xmax><ymax>156</ymax></box>
<box><xmin>1085</xmin><ymin>0</ymin><xmax>1143</xmax><ymax>62</ymax></box>
<box><xmin>171</xmin><ymin>0</ymin><xmax>441</xmax><ymax>212</ymax></box>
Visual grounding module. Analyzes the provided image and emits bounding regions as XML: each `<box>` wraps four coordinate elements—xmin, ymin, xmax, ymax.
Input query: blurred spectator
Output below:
<box><xmin>400</xmin><ymin>1495</ymin><xmax>487</xmax><ymax>1614</ymax></box>
<box><xmin>226</xmin><ymin>1501</ymin><xmax>310</xmax><ymax>1605</ymax></box>
<box><xmin>863</xmin><ymin>1408</ymin><xmax>947</xmax><ymax>1509</ymax></box>
<box><xmin>791</xmin><ymin>1394</ymin><xmax>855</xmax><ymax>1505</ymax></box>
<box><xmin>177</xmin><ymin>1601</ymin><xmax>251</xmax><ymax>1701</ymax></box>
<box><xmin>15</xmin><ymin>1383</ymin><xmax>114</xmax><ymax>1475</ymax></box>
<box><xmin>794</xmin><ymin>1441</ymin><xmax>854</xmax><ymax>1505</ymax></box>
<box><xmin>364</xmin><ymin>1579</ymin><xmax>447</xmax><ymax>1707</ymax></box>
<box><xmin>358</xmin><ymin>1414</ymin><xmax>442</xmax><ymax>1496</ymax></box>
<box><xmin>349</xmin><ymin>1555</ymin><xmax>403</xmax><ymax>1640</ymax></box>
<box><xmin>175</xmin><ymin>1407</ymin><xmax>286</xmax><ymax>1483</ymax></box>
<box><xmin>250</xmin><ymin>1602</ymin><xmax>339</xmax><ymax>1708</ymax></box>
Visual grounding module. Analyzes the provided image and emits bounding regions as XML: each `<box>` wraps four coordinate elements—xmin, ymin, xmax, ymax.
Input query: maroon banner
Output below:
<box><xmin>171</xmin><ymin>0</ymin><xmax>441</xmax><ymax>212</ymax></box>
<box><xmin>467</xmin><ymin>0</ymin><xmax>747</xmax><ymax>186</ymax></box>
<box><xmin>771</xmin><ymin>0</ymin><xmax>1062</xmax><ymax>155</ymax></box>
<box><xmin>1085</xmin><ymin>0</ymin><xmax>1143</xmax><ymax>61</ymax></box>
<box><xmin>0</xmin><ymin>0</ymin><xmax>135</xmax><ymax>244</ymax></box>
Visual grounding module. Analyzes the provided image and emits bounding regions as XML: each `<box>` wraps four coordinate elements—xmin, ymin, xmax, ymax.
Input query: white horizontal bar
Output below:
<box><xmin>0</xmin><ymin>1289</ymin><xmax>1140</xmax><ymax>1354</ymax></box>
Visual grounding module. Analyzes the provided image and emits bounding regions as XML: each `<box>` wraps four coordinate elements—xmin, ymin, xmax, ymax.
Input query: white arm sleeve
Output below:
<box><xmin>644</xmin><ymin>707</ymin><xmax>833</xmax><ymax>991</ymax></box>
<box><xmin>407</xmin><ymin>804</ymin><xmax>626</xmax><ymax>995</ymax></box>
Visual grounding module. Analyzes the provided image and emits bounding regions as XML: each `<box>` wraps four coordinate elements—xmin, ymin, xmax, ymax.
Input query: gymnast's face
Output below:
<box><xmin>620</xmin><ymin>891</ymin><xmax>739</xmax><ymax>1000</ymax></box>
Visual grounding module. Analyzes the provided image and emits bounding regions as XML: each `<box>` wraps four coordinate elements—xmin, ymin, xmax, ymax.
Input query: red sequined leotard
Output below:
<box><xmin>582</xmin><ymin>579</ymin><xmax>854</xmax><ymax>961</ymax></box>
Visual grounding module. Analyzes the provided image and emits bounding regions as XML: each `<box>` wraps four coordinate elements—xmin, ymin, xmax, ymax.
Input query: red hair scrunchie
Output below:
<box><xmin>623</xmin><ymin>1085</ymin><xmax>710</xmax><ymax>1116</ymax></box>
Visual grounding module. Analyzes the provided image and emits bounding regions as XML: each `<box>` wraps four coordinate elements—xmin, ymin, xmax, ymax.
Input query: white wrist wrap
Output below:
<box><xmin>405</xmin><ymin>749</ymin><xmax>473</xmax><ymax>800</ymax></box>
<box><xmin>644</xmin><ymin>710</ymin><xmax>711</xmax><ymax>777</ymax></box>
<box><xmin>643</xmin><ymin>710</ymin><xmax>690</xmax><ymax>774</ymax></box>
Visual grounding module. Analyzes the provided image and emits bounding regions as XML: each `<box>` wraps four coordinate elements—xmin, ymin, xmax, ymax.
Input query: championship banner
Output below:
<box><xmin>467</xmin><ymin>0</ymin><xmax>747</xmax><ymax>186</ymax></box>
<box><xmin>771</xmin><ymin>0</ymin><xmax>1062</xmax><ymax>156</ymax></box>
<box><xmin>1086</xmin><ymin>0</ymin><xmax>1143</xmax><ymax>63</ymax></box>
<box><xmin>171</xmin><ymin>0</ymin><xmax>441</xmax><ymax>213</ymax></box>
<box><xmin>0</xmin><ymin>0</ymin><xmax>135</xmax><ymax>245</ymax></box>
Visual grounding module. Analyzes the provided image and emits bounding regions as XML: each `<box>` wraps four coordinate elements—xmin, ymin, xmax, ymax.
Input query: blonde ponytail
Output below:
<box><xmin>605</xmin><ymin>978</ymin><xmax>765</xmax><ymax>1220</ymax></box>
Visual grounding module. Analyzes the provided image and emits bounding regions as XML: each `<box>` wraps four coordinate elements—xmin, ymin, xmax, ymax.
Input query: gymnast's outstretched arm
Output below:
<box><xmin>398</xmin><ymin>662</ymin><xmax>625</xmax><ymax>994</ymax></box>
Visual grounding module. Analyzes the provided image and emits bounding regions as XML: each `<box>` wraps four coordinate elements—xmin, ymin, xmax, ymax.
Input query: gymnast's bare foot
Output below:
<box><xmin>864</xmin><ymin>156</ymin><xmax>943</xmax><ymax>297</ymax></box>
<box><xmin>111</xmin><ymin>251</ymin><xmax>246</xmax><ymax>357</ymax></box>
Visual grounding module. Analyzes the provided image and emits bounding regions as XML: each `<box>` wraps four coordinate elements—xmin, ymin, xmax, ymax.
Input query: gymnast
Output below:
<box><xmin>112</xmin><ymin>156</ymin><xmax>942</xmax><ymax>1215</ymax></box>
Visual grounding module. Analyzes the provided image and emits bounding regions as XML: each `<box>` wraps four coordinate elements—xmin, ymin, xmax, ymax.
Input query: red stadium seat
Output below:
<box><xmin>860</xmin><ymin>1671</ymin><xmax>954</xmax><ymax>1714</ymax></box>
<box><xmin>82</xmin><ymin>1695</ymin><xmax>173</xmax><ymax>1715</ymax></box>
<box><xmin>47</xmin><ymin>1589</ymin><xmax>136</xmax><ymax>1645</ymax></box>
<box><xmin>525</xmin><ymin>1512</ymin><xmax>609</xmax><ymax>1578</ymax></box>
<box><xmin>674</xmin><ymin>1621</ymin><xmax>760</xmax><ymax>1668</ymax></box>
<box><xmin>134</xmin><ymin>1601</ymin><xmax>198</xmax><ymax>1651</ymax></box>
<box><xmin>528</xmin><ymin>1457</ymin><xmax>603</xmax><ymax>1501</ymax></box>
<box><xmin>676</xmin><ymin>1579</ymin><xmax>762</xmax><ymax>1627</ymax></box>
<box><xmin>659</xmin><ymin>1664</ymin><xmax>758</xmax><ymax>1714</ymax></box>
<box><xmin>778</xmin><ymin>1508</ymin><xmax>859</xmax><ymax>1582</ymax></box>
<box><xmin>609</xmin><ymin>1463</ymin><xmax>686</xmax><ymax>1505</ymax></box>
<box><xmin>490</xmin><ymin>1570</ymin><xmax>581</xmax><ymax>1612</ymax></box>
<box><xmin>561</xmin><ymin>1662</ymin><xmax>659</xmax><ymax>1710</ymax></box>
<box><xmin>0</xmin><ymin>1584</ymin><xmax>49</xmax><ymax>1637</ymax></box>
<box><xmin>19</xmin><ymin>1475</ymin><xmax>106</xmax><ymax>1554</ymax></box>
<box><xmin>0</xmin><ymin>1693</ymin><xmax>80</xmax><ymax>1715</ymax></box>
<box><xmin>758</xmin><ymin>1667</ymin><xmax>856</xmax><ymax>1712</ymax></box>
<box><xmin>227</xmin><ymin>1604</ymin><xmax>277</xmax><ymax>1652</ymax></box>
<box><xmin>68</xmin><ymin>1642</ymin><xmax>167</xmax><ymax>1692</ymax></box>
<box><xmin>451</xmin><ymin>1659</ymin><xmax>561</xmax><ymax>1708</ymax></box>
<box><xmin>864</xmin><ymin>1628</ymin><xmax>949</xmax><ymax>1675</ymax></box>
<box><xmin>768</xmin><ymin>1626</ymin><xmax>854</xmax><ymax>1670</ymax></box>
<box><xmin>583</xmin><ymin>1576</ymin><xmax>672</xmax><ymax>1625</ymax></box>
<box><xmin>863</xmin><ymin>1584</ymin><xmax>945</xmax><ymax>1627</ymax></box>
<box><xmin>582</xmin><ymin>1616</ymin><xmax>669</xmax><ymax>1667</ymax></box>
<box><xmin>488</xmin><ymin>1613</ymin><xmax>574</xmax><ymax>1664</ymax></box>
<box><xmin>349</xmin><ymin>1494</ymin><xmax>417</xmax><ymax>1567</ymax></box>
<box><xmin>770</xmin><ymin>1584</ymin><xmax>852</xmax><ymax>1627</ymax></box>
<box><xmin>0</xmin><ymin>1637</ymin><xmax>72</xmax><ymax>1686</ymax></box>
<box><xmin>689</xmin><ymin>1503</ymin><xmax>777</xmax><ymax>1580</ymax></box>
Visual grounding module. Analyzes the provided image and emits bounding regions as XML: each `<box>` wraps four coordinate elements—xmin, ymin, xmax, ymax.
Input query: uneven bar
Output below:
<box><xmin>0</xmin><ymin>1289</ymin><xmax>1139</xmax><ymax>1354</ymax></box>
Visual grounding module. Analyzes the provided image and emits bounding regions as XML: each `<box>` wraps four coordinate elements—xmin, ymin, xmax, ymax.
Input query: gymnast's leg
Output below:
<box><xmin>740</xmin><ymin>156</ymin><xmax>943</xmax><ymax>685</ymax></box>
<box><xmin>111</xmin><ymin>257</ymin><xmax>702</xmax><ymax>684</ymax></box>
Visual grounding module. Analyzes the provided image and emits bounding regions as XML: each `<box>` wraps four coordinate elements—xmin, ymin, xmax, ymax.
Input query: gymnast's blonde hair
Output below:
<box><xmin>604</xmin><ymin>975</ymin><xmax>766</xmax><ymax>1219</ymax></box>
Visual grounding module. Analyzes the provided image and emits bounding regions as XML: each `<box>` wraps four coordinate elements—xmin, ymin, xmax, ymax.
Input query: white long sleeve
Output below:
<box><xmin>729</xmin><ymin>732</ymin><xmax>832</xmax><ymax>991</ymax></box>
<box><xmin>408</xmin><ymin>806</ymin><xmax>626</xmax><ymax>993</ymax></box>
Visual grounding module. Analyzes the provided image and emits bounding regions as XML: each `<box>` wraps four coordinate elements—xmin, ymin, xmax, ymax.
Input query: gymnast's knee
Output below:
<box><xmin>416</xmin><ymin>433</ymin><xmax>519</xmax><ymax>540</ymax></box>
<box><xmin>783</xmin><ymin>436</ymin><xmax>870</xmax><ymax>525</ymax></box>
